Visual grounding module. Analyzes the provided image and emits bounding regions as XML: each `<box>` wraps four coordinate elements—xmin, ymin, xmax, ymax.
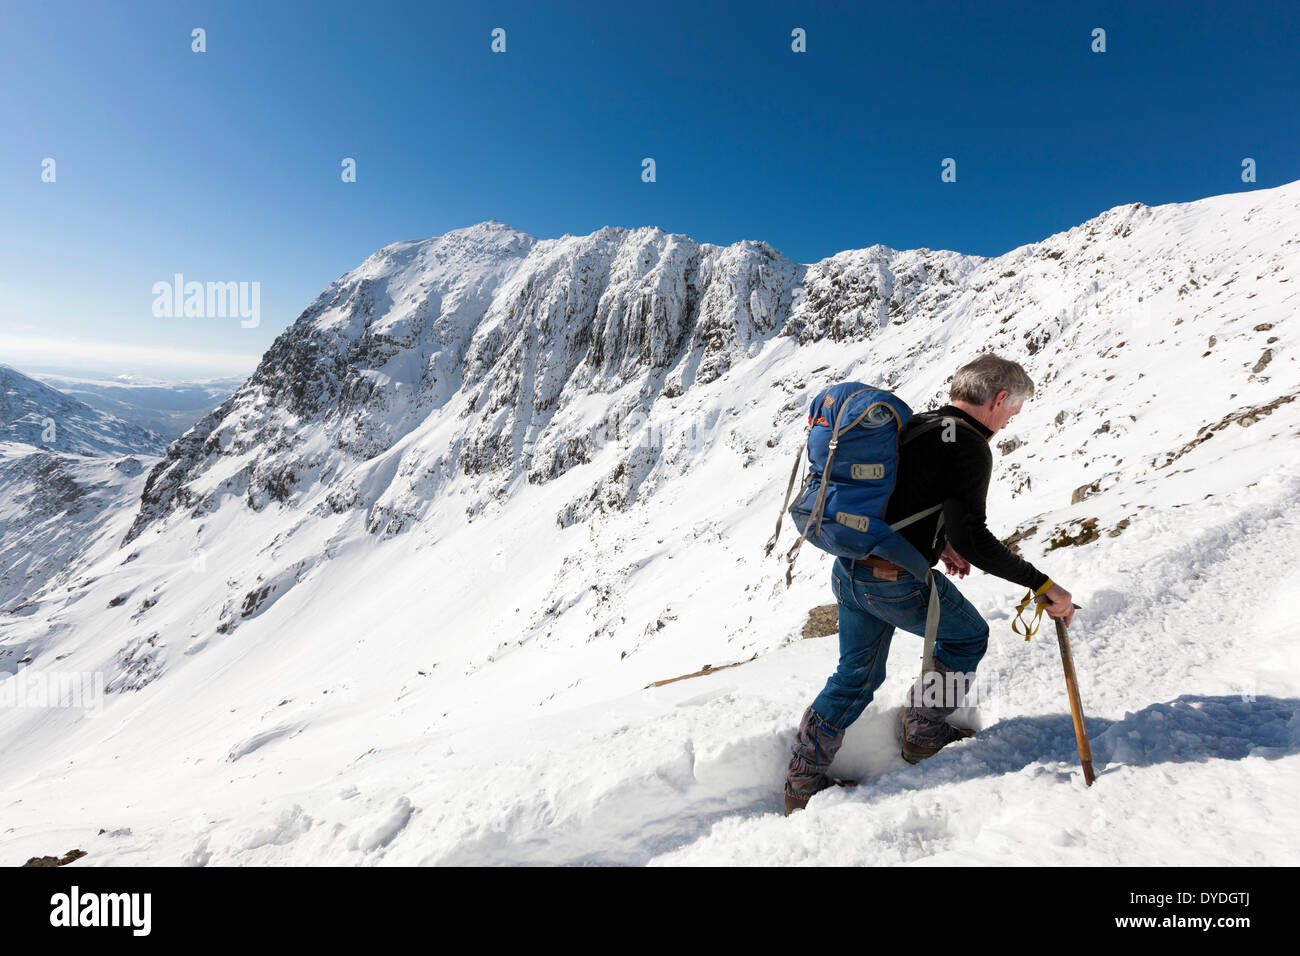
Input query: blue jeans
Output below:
<box><xmin>810</xmin><ymin>557</ymin><xmax>990</xmax><ymax>729</ymax></box>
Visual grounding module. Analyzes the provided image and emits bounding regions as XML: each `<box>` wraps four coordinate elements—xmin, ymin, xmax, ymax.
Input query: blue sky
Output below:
<box><xmin>2</xmin><ymin>0</ymin><xmax>1297</xmax><ymax>379</ymax></box>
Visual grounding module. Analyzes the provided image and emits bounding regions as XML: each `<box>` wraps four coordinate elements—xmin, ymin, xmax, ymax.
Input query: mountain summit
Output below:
<box><xmin>1</xmin><ymin>182</ymin><xmax>1297</xmax><ymax>865</ymax></box>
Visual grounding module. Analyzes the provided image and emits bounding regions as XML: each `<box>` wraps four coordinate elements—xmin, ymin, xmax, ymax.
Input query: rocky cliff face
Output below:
<box><xmin>122</xmin><ymin>222</ymin><xmax>993</xmax><ymax>543</ymax></box>
<box><xmin>121</xmin><ymin>183</ymin><xmax>1298</xmax><ymax>567</ymax></box>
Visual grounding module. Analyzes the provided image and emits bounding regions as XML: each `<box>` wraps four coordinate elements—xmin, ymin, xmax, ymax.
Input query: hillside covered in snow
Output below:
<box><xmin>0</xmin><ymin>365</ymin><xmax>161</xmax><ymax>612</ymax></box>
<box><xmin>31</xmin><ymin>372</ymin><xmax>241</xmax><ymax>441</ymax></box>
<box><xmin>1</xmin><ymin>365</ymin><xmax>166</xmax><ymax>457</ymax></box>
<box><xmin>1</xmin><ymin>182</ymin><xmax>1297</xmax><ymax>865</ymax></box>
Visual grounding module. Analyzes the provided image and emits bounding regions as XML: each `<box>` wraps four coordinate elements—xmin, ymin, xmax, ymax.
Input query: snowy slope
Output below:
<box><xmin>0</xmin><ymin>366</ymin><xmax>162</xmax><ymax>613</ymax></box>
<box><xmin>31</xmin><ymin>372</ymin><xmax>240</xmax><ymax>440</ymax></box>
<box><xmin>0</xmin><ymin>365</ymin><xmax>167</xmax><ymax>457</ymax></box>
<box><xmin>0</xmin><ymin>183</ymin><xmax>1297</xmax><ymax>866</ymax></box>
<box><xmin>0</xmin><ymin>444</ymin><xmax>152</xmax><ymax>612</ymax></box>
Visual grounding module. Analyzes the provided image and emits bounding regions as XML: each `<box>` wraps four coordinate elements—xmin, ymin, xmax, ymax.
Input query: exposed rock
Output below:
<box><xmin>802</xmin><ymin>604</ymin><xmax>838</xmax><ymax>639</ymax></box>
<box><xmin>1001</xmin><ymin>523</ymin><xmax>1039</xmax><ymax>556</ymax></box>
<box><xmin>1071</xmin><ymin>481</ymin><xmax>1100</xmax><ymax>504</ymax></box>
<box><xmin>106</xmin><ymin>634</ymin><xmax>165</xmax><ymax>693</ymax></box>
<box><xmin>1046</xmin><ymin>518</ymin><xmax>1100</xmax><ymax>551</ymax></box>
<box><xmin>1154</xmin><ymin>392</ymin><xmax>1297</xmax><ymax>469</ymax></box>
<box><xmin>1071</xmin><ymin>471</ymin><xmax>1121</xmax><ymax>504</ymax></box>
<box><xmin>22</xmin><ymin>849</ymin><xmax>86</xmax><ymax>867</ymax></box>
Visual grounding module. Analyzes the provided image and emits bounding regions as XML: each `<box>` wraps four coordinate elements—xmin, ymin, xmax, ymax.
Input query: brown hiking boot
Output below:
<box><xmin>899</xmin><ymin>658</ymin><xmax>977</xmax><ymax>764</ymax></box>
<box><xmin>900</xmin><ymin>714</ymin><xmax>975</xmax><ymax>764</ymax></box>
<box><xmin>784</xmin><ymin>777</ymin><xmax>858</xmax><ymax>816</ymax></box>
<box><xmin>783</xmin><ymin>706</ymin><xmax>851</xmax><ymax>816</ymax></box>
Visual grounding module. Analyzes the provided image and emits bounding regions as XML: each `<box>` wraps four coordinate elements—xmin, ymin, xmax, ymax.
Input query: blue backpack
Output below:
<box><xmin>764</xmin><ymin>382</ymin><xmax>953</xmax><ymax>586</ymax></box>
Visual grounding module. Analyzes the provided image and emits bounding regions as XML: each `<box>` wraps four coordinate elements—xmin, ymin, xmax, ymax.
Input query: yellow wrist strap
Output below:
<box><xmin>1012</xmin><ymin>578</ymin><xmax>1054</xmax><ymax>641</ymax></box>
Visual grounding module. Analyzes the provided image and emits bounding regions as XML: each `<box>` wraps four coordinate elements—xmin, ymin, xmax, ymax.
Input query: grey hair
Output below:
<box><xmin>950</xmin><ymin>354</ymin><xmax>1035</xmax><ymax>407</ymax></box>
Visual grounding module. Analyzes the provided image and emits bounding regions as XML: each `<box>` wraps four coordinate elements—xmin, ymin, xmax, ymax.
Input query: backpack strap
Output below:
<box><xmin>763</xmin><ymin>422</ymin><xmax>811</xmax><ymax>559</ymax></box>
<box><xmin>920</xmin><ymin>570</ymin><xmax>941</xmax><ymax>675</ymax></box>
<box><xmin>888</xmin><ymin>503</ymin><xmax>942</xmax><ymax>533</ymax></box>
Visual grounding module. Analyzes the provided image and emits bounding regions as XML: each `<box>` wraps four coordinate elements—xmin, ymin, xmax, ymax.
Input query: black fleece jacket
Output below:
<box><xmin>884</xmin><ymin>405</ymin><xmax>1049</xmax><ymax>592</ymax></box>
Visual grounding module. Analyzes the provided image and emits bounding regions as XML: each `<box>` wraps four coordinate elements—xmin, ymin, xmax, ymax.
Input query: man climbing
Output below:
<box><xmin>784</xmin><ymin>354</ymin><xmax>1075</xmax><ymax>815</ymax></box>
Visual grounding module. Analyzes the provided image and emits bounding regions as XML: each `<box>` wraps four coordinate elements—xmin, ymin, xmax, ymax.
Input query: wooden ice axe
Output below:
<box><xmin>1039</xmin><ymin>597</ymin><xmax>1095</xmax><ymax>786</ymax></box>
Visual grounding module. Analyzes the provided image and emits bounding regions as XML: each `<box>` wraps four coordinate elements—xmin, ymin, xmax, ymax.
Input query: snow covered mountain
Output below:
<box><xmin>0</xmin><ymin>365</ymin><xmax>167</xmax><ymax>457</ymax></box>
<box><xmin>121</xmin><ymin>221</ymin><xmax>983</xmax><ymax>546</ymax></box>
<box><xmin>1</xmin><ymin>183</ymin><xmax>1297</xmax><ymax>866</ymax></box>
<box><xmin>0</xmin><ymin>445</ymin><xmax>150</xmax><ymax>611</ymax></box>
<box><xmin>0</xmin><ymin>366</ymin><xmax>163</xmax><ymax>610</ymax></box>
<box><xmin>30</xmin><ymin>372</ymin><xmax>241</xmax><ymax>441</ymax></box>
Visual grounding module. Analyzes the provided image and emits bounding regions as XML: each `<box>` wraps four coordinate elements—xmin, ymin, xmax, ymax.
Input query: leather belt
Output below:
<box><xmin>853</xmin><ymin>555</ymin><xmax>905</xmax><ymax>580</ymax></box>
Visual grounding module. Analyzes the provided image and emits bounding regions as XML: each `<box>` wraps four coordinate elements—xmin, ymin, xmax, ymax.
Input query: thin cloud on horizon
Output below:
<box><xmin>0</xmin><ymin>331</ymin><xmax>260</xmax><ymax>381</ymax></box>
